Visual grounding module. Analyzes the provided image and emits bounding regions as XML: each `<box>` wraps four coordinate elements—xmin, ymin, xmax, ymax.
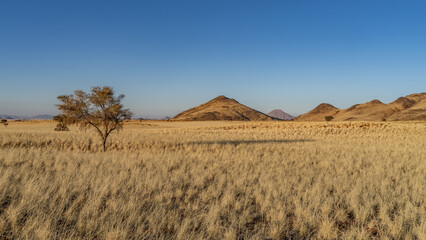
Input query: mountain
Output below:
<box><xmin>0</xmin><ymin>115</ymin><xmax>16</xmax><ymax>120</ymax></box>
<box><xmin>294</xmin><ymin>103</ymin><xmax>340</xmax><ymax>121</ymax></box>
<box><xmin>295</xmin><ymin>93</ymin><xmax>426</xmax><ymax>121</ymax></box>
<box><xmin>172</xmin><ymin>95</ymin><xmax>275</xmax><ymax>121</ymax></box>
<box><xmin>267</xmin><ymin>109</ymin><xmax>294</xmax><ymax>120</ymax></box>
<box><xmin>387</xmin><ymin>94</ymin><xmax>426</xmax><ymax>121</ymax></box>
<box><xmin>0</xmin><ymin>114</ymin><xmax>54</xmax><ymax>120</ymax></box>
<box><xmin>331</xmin><ymin>99</ymin><xmax>391</xmax><ymax>121</ymax></box>
<box><xmin>31</xmin><ymin>115</ymin><xmax>55</xmax><ymax>120</ymax></box>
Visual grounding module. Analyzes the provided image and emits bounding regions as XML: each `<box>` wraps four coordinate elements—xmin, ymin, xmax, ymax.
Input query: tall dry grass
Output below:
<box><xmin>0</xmin><ymin>121</ymin><xmax>425</xmax><ymax>239</ymax></box>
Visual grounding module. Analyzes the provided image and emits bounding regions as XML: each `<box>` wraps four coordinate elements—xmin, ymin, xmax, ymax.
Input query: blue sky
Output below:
<box><xmin>1</xmin><ymin>1</ymin><xmax>425</xmax><ymax>118</ymax></box>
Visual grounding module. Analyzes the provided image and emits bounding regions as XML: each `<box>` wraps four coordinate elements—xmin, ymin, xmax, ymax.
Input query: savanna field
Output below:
<box><xmin>0</xmin><ymin>120</ymin><xmax>425</xmax><ymax>239</ymax></box>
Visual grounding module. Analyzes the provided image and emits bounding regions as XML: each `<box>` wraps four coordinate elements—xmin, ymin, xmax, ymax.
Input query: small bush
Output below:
<box><xmin>53</xmin><ymin>115</ymin><xmax>69</xmax><ymax>131</ymax></box>
<box><xmin>1</xmin><ymin>119</ymin><xmax>8</xmax><ymax>127</ymax></box>
<box><xmin>54</xmin><ymin>123</ymin><xmax>69</xmax><ymax>131</ymax></box>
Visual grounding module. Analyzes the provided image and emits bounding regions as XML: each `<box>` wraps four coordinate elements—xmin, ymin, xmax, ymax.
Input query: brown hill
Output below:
<box><xmin>172</xmin><ymin>95</ymin><xmax>275</xmax><ymax>121</ymax></box>
<box><xmin>294</xmin><ymin>103</ymin><xmax>340</xmax><ymax>121</ymax></box>
<box><xmin>295</xmin><ymin>93</ymin><xmax>426</xmax><ymax>121</ymax></box>
<box><xmin>390</xmin><ymin>97</ymin><xmax>416</xmax><ymax>109</ymax></box>
<box><xmin>332</xmin><ymin>99</ymin><xmax>394</xmax><ymax>121</ymax></box>
<box><xmin>388</xmin><ymin>94</ymin><xmax>426</xmax><ymax>121</ymax></box>
<box><xmin>405</xmin><ymin>93</ymin><xmax>426</xmax><ymax>103</ymax></box>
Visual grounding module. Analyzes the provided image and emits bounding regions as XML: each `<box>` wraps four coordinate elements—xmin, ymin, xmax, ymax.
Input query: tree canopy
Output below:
<box><xmin>57</xmin><ymin>86</ymin><xmax>132</xmax><ymax>151</ymax></box>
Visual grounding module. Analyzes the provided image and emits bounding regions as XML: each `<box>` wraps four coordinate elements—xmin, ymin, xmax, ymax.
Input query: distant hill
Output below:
<box><xmin>267</xmin><ymin>109</ymin><xmax>294</xmax><ymax>120</ymax></box>
<box><xmin>172</xmin><ymin>95</ymin><xmax>275</xmax><ymax>121</ymax></box>
<box><xmin>295</xmin><ymin>93</ymin><xmax>426</xmax><ymax>121</ymax></box>
<box><xmin>0</xmin><ymin>114</ymin><xmax>54</xmax><ymax>120</ymax></box>
<box><xmin>294</xmin><ymin>103</ymin><xmax>339</xmax><ymax>121</ymax></box>
<box><xmin>387</xmin><ymin>94</ymin><xmax>426</xmax><ymax>121</ymax></box>
<box><xmin>32</xmin><ymin>115</ymin><xmax>55</xmax><ymax>120</ymax></box>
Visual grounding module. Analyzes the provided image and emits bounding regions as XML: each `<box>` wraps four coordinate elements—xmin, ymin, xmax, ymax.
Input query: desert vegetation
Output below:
<box><xmin>325</xmin><ymin>116</ymin><xmax>334</xmax><ymax>121</ymax></box>
<box><xmin>0</xmin><ymin>120</ymin><xmax>425</xmax><ymax>239</ymax></box>
<box><xmin>1</xmin><ymin>119</ymin><xmax>7</xmax><ymax>128</ymax></box>
<box><xmin>56</xmin><ymin>86</ymin><xmax>132</xmax><ymax>151</ymax></box>
<box><xmin>53</xmin><ymin>115</ymin><xmax>69</xmax><ymax>132</ymax></box>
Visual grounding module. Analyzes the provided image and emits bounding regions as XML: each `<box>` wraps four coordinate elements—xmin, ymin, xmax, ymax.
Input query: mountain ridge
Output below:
<box><xmin>295</xmin><ymin>93</ymin><xmax>426</xmax><ymax>121</ymax></box>
<box><xmin>0</xmin><ymin>114</ymin><xmax>54</xmax><ymax>120</ymax></box>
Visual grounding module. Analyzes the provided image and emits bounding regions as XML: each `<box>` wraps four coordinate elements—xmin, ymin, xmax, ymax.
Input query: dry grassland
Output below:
<box><xmin>0</xmin><ymin>120</ymin><xmax>425</xmax><ymax>239</ymax></box>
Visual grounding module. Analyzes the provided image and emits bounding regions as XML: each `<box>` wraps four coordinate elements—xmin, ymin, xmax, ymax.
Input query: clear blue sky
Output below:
<box><xmin>1</xmin><ymin>1</ymin><xmax>425</xmax><ymax>118</ymax></box>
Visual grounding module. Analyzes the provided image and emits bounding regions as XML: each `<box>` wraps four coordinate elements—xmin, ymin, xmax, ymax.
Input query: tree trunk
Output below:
<box><xmin>103</xmin><ymin>137</ymin><xmax>107</xmax><ymax>152</ymax></box>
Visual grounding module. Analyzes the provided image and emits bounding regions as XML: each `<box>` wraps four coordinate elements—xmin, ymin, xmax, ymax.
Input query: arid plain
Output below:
<box><xmin>0</xmin><ymin>120</ymin><xmax>425</xmax><ymax>239</ymax></box>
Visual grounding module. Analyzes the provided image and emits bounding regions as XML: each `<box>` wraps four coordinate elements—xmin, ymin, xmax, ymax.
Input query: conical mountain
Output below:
<box><xmin>267</xmin><ymin>109</ymin><xmax>294</xmax><ymax>120</ymax></box>
<box><xmin>294</xmin><ymin>103</ymin><xmax>339</xmax><ymax>121</ymax></box>
<box><xmin>172</xmin><ymin>95</ymin><xmax>275</xmax><ymax>121</ymax></box>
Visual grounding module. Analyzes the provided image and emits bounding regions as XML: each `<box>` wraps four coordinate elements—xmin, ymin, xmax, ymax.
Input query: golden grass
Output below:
<box><xmin>0</xmin><ymin>120</ymin><xmax>425</xmax><ymax>239</ymax></box>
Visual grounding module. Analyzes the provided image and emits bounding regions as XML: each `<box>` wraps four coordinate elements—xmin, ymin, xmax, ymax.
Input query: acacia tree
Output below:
<box><xmin>57</xmin><ymin>86</ymin><xmax>132</xmax><ymax>151</ymax></box>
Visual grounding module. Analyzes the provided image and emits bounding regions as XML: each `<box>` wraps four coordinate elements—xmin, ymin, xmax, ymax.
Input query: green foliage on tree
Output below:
<box><xmin>57</xmin><ymin>86</ymin><xmax>132</xmax><ymax>151</ymax></box>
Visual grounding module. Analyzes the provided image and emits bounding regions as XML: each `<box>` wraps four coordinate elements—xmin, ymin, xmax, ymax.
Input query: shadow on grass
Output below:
<box><xmin>189</xmin><ymin>139</ymin><xmax>314</xmax><ymax>146</ymax></box>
